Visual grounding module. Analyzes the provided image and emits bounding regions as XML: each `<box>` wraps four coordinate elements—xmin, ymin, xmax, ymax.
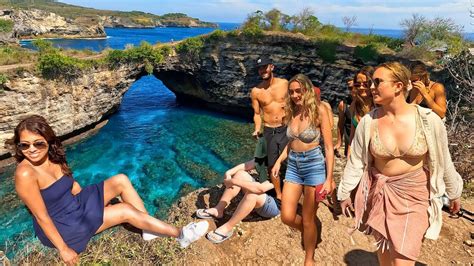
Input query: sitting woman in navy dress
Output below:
<box><xmin>11</xmin><ymin>115</ymin><xmax>208</xmax><ymax>265</ymax></box>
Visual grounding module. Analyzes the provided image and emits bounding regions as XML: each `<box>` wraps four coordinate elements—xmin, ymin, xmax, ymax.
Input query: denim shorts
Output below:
<box><xmin>284</xmin><ymin>146</ymin><xmax>326</xmax><ymax>186</ymax></box>
<box><xmin>255</xmin><ymin>194</ymin><xmax>280</xmax><ymax>218</ymax></box>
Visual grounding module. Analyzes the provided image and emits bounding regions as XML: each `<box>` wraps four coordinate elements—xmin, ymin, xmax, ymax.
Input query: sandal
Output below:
<box><xmin>206</xmin><ymin>230</ymin><xmax>233</xmax><ymax>244</ymax></box>
<box><xmin>196</xmin><ymin>209</ymin><xmax>220</xmax><ymax>219</ymax></box>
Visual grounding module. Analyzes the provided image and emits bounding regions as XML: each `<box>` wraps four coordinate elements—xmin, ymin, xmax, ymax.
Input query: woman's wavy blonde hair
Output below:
<box><xmin>285</xmin><ymin>74</ymin><xmax>320</xmax><ymax>127</ymax></box>
<box><xmin>376</xmin><ymin>61</ymin><xmax>411</xmax><ymax>98</ymax></box>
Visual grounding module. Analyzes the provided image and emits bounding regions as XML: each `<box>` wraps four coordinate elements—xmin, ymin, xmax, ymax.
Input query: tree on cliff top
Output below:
<box><xmin>241</xmin><ymin>8</ymin><xmax>321</xmax><ymax>36</ymax></box>
<box><xmin>400</xmin><ymin>14</ymin><xmax>465</xmax><ymax>55</ymax></box>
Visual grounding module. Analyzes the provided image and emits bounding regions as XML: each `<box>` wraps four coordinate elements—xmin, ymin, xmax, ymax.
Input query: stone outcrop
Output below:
<box><xmin>100</xmin><ymin>16</ymin><xmax>156</xmax><ymax>28</ymax></box>
<box><xmin>0</xmin><ymin>9</ymin><xmax>106</xmax><ymax>39</ymax></box>
<box><xmin>156</xmin><ymin>32</ymin><xmax>369</xmax><ymax>115</ymax></box>
<box><xmin>0</xmin><ymin>65</ymin><xmax>144</xmax><ymax>159</ymax></box>
<box><xmin>100</xmin><ymin>16</ymin><xmax>216</xmax><ymax>28</ymax></box>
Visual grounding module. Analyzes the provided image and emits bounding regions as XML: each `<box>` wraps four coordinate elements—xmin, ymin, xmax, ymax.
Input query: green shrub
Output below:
<box><xmin>0</xmin><ymin>19</ymin><xmax>13</xmax><ymax>33</ymax></box>
<box><xmin>0</xmin><ymin>46</ymin><xmax>36</xmax><ymax>65</ymax></box>
<box><xmin>227</xmin><ymin>29</ymin><xmax>240</xmax><ymax>37</ymax></box>
<box><xmin>398</xmin><ymin>46</ymin><xmax>437</xmax><ymax>62</ymax></box>
<box><xmin>0</xmin><ymin>73</ymin><xmax>7</xmax><ymax>85</ymax></box>
<box><xmin>175</xmin><ymin>36</ymin><xmax>204</xmax><ymax>57</ymax></box>
<box><xmin>207</xmin><ymin>29</ymin><xmax>227</xmax><ymax>42</ymax></box>
<box><xmin>144</xmin><ymin>59</ymin><xmax>153</xmax><ymax>74</ymax></box>
<box><xmin>106</xmin><ymin>42</ymin><xmax>168</xmax><ymax>69</ymax></box>
<box><xmin>241</xmin><ymin>24</ymin><xmax>264</xmax><ymax>38</ymax></box>
<box><xmin>354</xmin><ymin>44</ymin><xmax>379</xmax><ymax>63</ymax></box>
<box><xmin>315</xmin><ymin>40</ymin><xmax>339</xmax><ymax>63</ymax></box>
<box><xmin>37</xmin><ymin>52</ymin><xmax>91</xmax><ymax>80</ymax></box>
<box><xmin>32</xmin><ymin>39</ymin><xmax>55</xmax><ymax>54</ymax></box>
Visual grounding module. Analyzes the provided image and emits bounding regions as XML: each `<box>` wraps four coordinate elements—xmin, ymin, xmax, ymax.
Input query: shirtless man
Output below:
<box><xmin>408</xmin><ymin>61</ymin><xmax>447</xmax><ymax>119</ymax></box>
<box><xmin>250</xmin><ymin>56</ymin><xmax>289</xmax><ymax>200</ymax></box>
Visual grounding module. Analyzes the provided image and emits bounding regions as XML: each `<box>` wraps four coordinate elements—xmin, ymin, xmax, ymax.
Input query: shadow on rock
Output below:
<box><xmin>343</xmin><ymin>249</ymin><xmax>427</xmax><ymax>266</ymax></box>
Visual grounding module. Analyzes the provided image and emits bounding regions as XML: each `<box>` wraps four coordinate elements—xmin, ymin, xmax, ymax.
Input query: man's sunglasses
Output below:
<box><xmin>17</xmin><ymin>141</ymin><xmax>48</xmax><ymax>151</ymax></box>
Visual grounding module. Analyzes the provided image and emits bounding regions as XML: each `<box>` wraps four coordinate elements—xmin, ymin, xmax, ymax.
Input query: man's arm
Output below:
<box><xmin>251</xmin><ymin>88</ymin><xmax>262</xmax><ymax>137</ymax></box>
<box><xmin>413</xmin><ymin>81</ymin><xmax>447</xmax><ymax>118</ymax></box>
<box><xmin>225</xmin><ymin>159</ymin><xmax>255</xmax><ymax>179</ymax></box>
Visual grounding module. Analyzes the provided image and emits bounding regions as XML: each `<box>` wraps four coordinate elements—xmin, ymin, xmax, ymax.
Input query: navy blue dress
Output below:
<box><xmin>32</xmin><ymin>176</ymin><xmax>104</xmax><ymax>253</ymax></box>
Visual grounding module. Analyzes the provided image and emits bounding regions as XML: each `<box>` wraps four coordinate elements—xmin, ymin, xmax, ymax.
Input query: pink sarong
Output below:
<box><xmin>353</xmin><ymin>167</ymin><xmax>430</xmax><ymax>260</ymax></box>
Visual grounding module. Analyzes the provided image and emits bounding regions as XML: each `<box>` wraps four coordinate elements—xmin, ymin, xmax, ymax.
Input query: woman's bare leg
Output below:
<box><xmin>392</xmin><ymin>250</ymin><xmax>416</xmax><ymax>266</ymax></box>
<box><xmin>95</xmin><ymin>202</ymin><xmax>180</xmax><ymax>237</ymax></box>
<box><xmin>280</xmin><ymin>182</ymin><xmax>303</xmax><ymax>231</ymax></box>
<box><xmin>302</xmin><ymin>185</ymin><xmax>318</xmax><ymax>266</ymax></box>
<box><xmin>103</xmin><ymin>174</ymin><xmax>146</xmax><ymax>213</ymax></box>
<box><xmin>377</xmin><ymin>248</ymin><xmax>391</xmax><ymax>266</ymax></box>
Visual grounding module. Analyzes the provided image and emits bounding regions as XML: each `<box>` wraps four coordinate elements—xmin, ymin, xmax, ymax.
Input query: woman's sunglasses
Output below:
<box><xmin>17</xmin><ymin>141</ymin><xmax>48</xmax><ymax>151</ymax></box>
<box><xmin>353</xmin><ymin>81</ymin><xmax>373</xmax><ymax>88</ymax></box>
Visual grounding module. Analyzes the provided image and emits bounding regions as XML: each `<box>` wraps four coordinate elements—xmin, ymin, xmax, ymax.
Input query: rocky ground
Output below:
<box><xmin>14</xmin><ymin>155</ymin><xmax>473</xmax><ymax>265</ymax></box>
<box><xmin>167</xmin><ymin>158</ymin><xmax>474</xmax><ymax>265</ymax></box>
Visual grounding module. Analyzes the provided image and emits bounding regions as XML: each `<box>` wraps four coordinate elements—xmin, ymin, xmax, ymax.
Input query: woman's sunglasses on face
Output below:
<box><xmin>372</xmin><ymin>78</ymin><xmax>398</xmax><ymax>88</ymax></box>
<box><xmin>17</xmin><ymin>141</ymin><xmax>48</xmax><ymax>151</ymax></box>
<box><xmin>353</xmin><ymin>81</ymin><xmax>373</xmax><ymax>89</ymax></box>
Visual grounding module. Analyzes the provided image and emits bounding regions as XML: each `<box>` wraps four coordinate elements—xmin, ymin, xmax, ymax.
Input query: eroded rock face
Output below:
<box><xmin>0</xmin><ymin>9</ymin><xmax>106</xmax><ymax>39</ymax></box>
<box><xmin>0</xmin><ymin>66</ymin><xmax>144</xmax><ymax>159</ymax></box>
<box><xmin>158</xmin><ymin>33</ymin><xmax>367</xmax><ymax>114</ymax></box>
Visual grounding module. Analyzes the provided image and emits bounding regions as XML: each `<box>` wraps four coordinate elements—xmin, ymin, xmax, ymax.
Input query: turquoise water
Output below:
<box><xmin>1</xmin><ymin>24</ymin><xmax>254</xmax><ymax>259</ymax></box>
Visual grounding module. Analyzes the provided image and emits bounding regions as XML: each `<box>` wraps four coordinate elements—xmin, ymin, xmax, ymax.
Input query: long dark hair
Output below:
<box><xmin>12</xmin><ymin>115</ymin><xmax>73</xmax><ymax>177</ymax></box>
<box><xmin>353</xmin><ymin>66</ymin><xmax>375</xmax><ymax>118</ymax></box>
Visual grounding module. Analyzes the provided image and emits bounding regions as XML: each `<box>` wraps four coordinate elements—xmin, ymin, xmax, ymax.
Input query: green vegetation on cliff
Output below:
<box><xmin>238</xmin><ymin>8</ymin><xmax>470</xmax><ymax>63</ymax></box>
<box><xmin>0</xmin><ymin>18</ymin><xmax>13</xmax><ymax>32</ymax></box>
<box><xmin>106</xmin><ymin>41</ymin><xmax>171</xmax><ymax>74</ymax></box>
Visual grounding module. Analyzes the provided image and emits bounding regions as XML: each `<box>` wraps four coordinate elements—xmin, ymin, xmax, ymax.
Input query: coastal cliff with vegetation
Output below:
<box><xmin>0</xmin><ymin>0</ymin><xmax>216</xmax><ymax>43</ymax></box>
<box><xmin>0</xmin><ymin>30</ymin><xmax>471</xmax><ymax>170</ymax></box>
<box><xmin>0</xmin><ymin>31</ymin><xmax>401</xmax><ymax>159</ymax></box>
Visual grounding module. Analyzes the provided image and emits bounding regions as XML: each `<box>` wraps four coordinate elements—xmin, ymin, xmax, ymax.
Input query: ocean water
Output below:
<box><xmin>19</xmin><ymin>23</ymin><xmax>240</xmax><ymax>51</ymax></box>
<box><xmin>1</xmin><ymin>24</ymin><xmax>254</xmax><ymax>259</ymax></box>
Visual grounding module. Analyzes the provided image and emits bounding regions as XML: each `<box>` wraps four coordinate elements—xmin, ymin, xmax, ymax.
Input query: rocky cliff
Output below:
<box><xmin>0</xmin><ymin>9</ymin><xmax>106</xmax><ymax>40</ymax></box>
<box><xmin>0</xmin><ymin>65</ymin><xmax>144</xmax><ymax>159</ymax></box>
<box><xmin>0</xmin><ymin>32</ymin><xmax>444</xmax><ymax>160</ymax></box>
<box><xmin>157</xmin><ymin>32</ymin><xmax>374</xmax><ymax>115</ymax></box>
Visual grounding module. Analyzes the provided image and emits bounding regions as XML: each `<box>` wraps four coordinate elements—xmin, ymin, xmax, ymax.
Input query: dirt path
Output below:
<box><xmin>171</xmin><ymin>188</ymin><xmax>473</xmax><ymax>265</ymax></box>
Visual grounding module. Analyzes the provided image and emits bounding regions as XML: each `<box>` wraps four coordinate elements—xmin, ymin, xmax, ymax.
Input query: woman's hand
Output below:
<box><xmin>59</xmin><ymin>246</ymin><xmax>78</xmax><ymax>266</ymax></box>
<box><xmin>271</xmin><ymin>162</ymin><xmax>281</xmax><ymax>178</ymax></box>
<box><xmin>449</xmin><ymin>198</ymin><xmax>461</xmax><ymax>214</ymax></box>
<box><xmin>340</xmin><ymin>197</ymin><xmax>354</xmax><ymax>218</ymax></box>
<box><xmin>321</xmin><ymin>178</ymin><xmax>336</xmax><ymax>195</ymax></box>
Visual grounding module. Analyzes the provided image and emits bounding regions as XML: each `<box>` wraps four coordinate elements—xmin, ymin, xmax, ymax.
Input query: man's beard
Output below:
<box><xmin>261</xmin><ymin>73</ymin><xmax>272</xmax><ymax>80</ymax></box>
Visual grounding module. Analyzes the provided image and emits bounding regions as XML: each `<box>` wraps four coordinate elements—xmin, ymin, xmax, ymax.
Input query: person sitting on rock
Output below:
<box><xmin>10</xmin><ymin>115</ymin><xmax>208</xmax><ymax>265</ymax></box>
<box><xmin>195</xmin><ymin>137</ymin><xmax>280</xmax><ymax>244</ymax></box>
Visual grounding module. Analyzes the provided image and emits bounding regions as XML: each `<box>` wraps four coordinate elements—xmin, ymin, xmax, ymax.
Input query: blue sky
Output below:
<box><xmin>61</xmin><ymin>0</ymin><xmax>473</xmax><ymax>31</ymax></box>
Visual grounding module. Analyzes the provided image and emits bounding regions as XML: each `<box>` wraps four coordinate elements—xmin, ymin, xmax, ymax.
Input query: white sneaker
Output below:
<box><xmin>142</xmin><ymin>229</ymin><xmax>166</xmax><ymax>241</ymax></box>
<box><xmin>177</xmin><ymin>221</ymin><xmax>209</xmax><ymax>248</ymax></box>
